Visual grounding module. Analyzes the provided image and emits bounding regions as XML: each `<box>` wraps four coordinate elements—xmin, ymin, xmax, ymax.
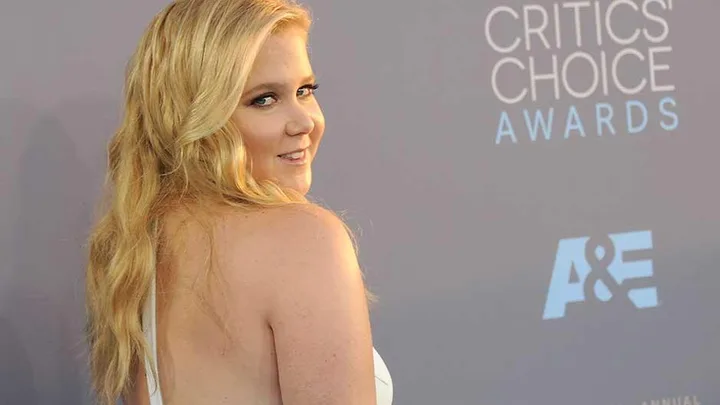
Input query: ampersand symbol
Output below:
<box><xmin>583</xmin><ymin>235</ymin><xmax>630</xmax><ymax>303</ymax></box>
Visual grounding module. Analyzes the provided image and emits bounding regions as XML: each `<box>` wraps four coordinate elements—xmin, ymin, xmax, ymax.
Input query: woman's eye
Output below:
<box><xmin>252</xmin><ymin>95</ymin><xmax>276</xmax><ymax>107</ymax></box>
<box><xmin>298</xmin><ymin>84</ymin><xmax>319</xmax><ymax>97</ymax></box>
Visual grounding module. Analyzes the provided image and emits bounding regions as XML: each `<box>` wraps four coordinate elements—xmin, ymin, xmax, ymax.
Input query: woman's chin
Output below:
<box><xmin>279</xmin><ymin>173</ymin><xmax>312</xmax><ymax>197</ymax></box>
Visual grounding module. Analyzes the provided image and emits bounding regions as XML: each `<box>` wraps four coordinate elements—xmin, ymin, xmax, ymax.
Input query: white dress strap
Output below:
<box><xmin>142</xmin><ymin>276</ymin><xmax>164</xmax><ymax>405</ymax></box>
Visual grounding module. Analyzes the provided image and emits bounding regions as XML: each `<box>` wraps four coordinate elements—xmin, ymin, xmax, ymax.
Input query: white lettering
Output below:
<box><xmin>485</xmin><ymin>6</ymin><xmax>521</xmax><ymax>54</ymax></box>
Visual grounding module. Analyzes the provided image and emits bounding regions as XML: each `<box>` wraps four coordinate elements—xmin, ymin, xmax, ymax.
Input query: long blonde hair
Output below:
<box><xmin>85</xmin><ymin>1</ymin><xmax>316</xmax><ymax>403</ymax></box>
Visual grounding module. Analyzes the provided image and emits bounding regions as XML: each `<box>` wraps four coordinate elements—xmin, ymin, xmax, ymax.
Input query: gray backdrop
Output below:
<box><xmin>1</xmin><ymin>0</ymin><xmax>717</xmax><ymax>404</ymax></box>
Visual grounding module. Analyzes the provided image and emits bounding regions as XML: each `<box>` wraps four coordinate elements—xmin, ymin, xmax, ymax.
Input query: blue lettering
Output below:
<box><xmin>523</xmin><ymin>108</ymin><xmax>554</xmax><ymax>142</ymax></box>
<box><xmin>543</xmin><ymin>237</ymin><xmax>590</xmax><ymax>320</ymax></box>
<box><xmin>659</xmin><ymin>96</ymin><xmax>679</xmax><ymax>131</ymax></box>
<box><xmin>495</xmin><ymin>111</ymin><xmax>517</xmax><ymax>145</ymax></box>
<box><xmin>543</xmin><ymin>230</ymin><xmax>658</xmax><ymax>320</ymax></box>
<box><xmin>564</xmin><ymin>105</ymin><xmax>586</xmax><ymax>139</ymax></box>
<box><xmin>496</xmin><ymin>97</ymin><xmax>679</xmax><ymax>145</ymax></box>
<box><xmin>595</xmin><ymin>102</ymin><xmax>616</xmax><ymax>136</ymax></box>
<box><xmin>626</xmin><ymin>100</ymin><xmax>648</xmax><ymax>134</ymax></box>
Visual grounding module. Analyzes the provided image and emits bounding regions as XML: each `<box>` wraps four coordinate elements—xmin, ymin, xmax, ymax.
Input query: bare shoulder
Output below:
<box><xmin>218</xmin><ymin>203</ymin><xmax>363</xmax><ymax>311</ymax></box>
<box><xmin>222</xmin><ymin>203</ymin><xmax>376</xmax><ymax>404</ymax></box>
<box><xmin>221</xmin><ymin>202</ymin><xmax>354</xmax><ymax>259</ymax></box>
<box><xmin>233</xmin><ymin>203</ymin><xmax>361</xmax><ymax>301</ymax></box>
<box><xmin>252</xmin><ymin>202</ymin><xmax>353</xmax><ymax>246</ymax></box>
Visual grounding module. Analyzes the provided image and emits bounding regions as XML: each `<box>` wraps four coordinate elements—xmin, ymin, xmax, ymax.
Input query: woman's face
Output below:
<box><xmin>232</xmin><ymin>26</ymin><xmax>324</xmax><ymax>196</ymax></box>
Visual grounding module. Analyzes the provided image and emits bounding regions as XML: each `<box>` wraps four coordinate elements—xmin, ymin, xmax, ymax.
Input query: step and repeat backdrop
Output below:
<box><xmin>0</xmin><ymin>0</ymin><xmax>717</xmax><ymax>404</ymax></box>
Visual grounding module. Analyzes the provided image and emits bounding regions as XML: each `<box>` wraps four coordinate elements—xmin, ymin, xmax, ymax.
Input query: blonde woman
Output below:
<box><xmin>84</xmin><ymin>0</ymin><xmax>393</xmax><ymax>404</ymax></box>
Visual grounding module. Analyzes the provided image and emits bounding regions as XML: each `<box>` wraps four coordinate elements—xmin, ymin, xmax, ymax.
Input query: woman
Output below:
<box><xmin>84</xmin><ymin>0</ymin><xmax>393</xmax><ymax>404</ymax></box>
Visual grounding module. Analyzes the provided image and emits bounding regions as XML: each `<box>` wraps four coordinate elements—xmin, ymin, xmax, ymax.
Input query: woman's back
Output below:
<box><xmin>127</xmin><ymin>204</ymin><xmax>390</xmax><ymax>405</ymax></box>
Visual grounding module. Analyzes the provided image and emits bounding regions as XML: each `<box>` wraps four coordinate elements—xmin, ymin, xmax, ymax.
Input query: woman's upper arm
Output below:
<box><xmin>259</xmin><ymin>205</ymin><xmax>376</xmax><ymax>405</ymax></box>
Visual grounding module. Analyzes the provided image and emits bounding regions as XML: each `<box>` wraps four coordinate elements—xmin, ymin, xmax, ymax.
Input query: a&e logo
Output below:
<box><xmin>542</xmin><ymin>230</ymin><xmax>658</xmax><ymax>320</ymax></box>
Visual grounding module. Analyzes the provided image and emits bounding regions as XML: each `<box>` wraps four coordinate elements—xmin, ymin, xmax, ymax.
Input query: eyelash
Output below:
<box><xmin>251</xmin><ymin>83</ymin><xmax>319</xmax><ymax>108</ymax></box>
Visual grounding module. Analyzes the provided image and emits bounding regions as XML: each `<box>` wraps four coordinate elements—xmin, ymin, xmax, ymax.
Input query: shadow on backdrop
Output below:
<box><xmin>1</xmin><ymin>96</ymin><xmax>120</xmax><ymax>405</ymax></box>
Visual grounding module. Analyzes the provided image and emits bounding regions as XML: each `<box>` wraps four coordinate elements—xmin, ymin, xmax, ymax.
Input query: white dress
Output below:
<box><xmin>142</xmin><ymin>278</ymin><xmax>393</xmax><ymax>404</ymax></box>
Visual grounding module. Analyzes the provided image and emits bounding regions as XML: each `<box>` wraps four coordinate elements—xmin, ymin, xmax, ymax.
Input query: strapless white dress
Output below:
<box><xmin>142</xmin><ymin>278</ymin><xmax>393</xmax><ymax>404</ymax></box>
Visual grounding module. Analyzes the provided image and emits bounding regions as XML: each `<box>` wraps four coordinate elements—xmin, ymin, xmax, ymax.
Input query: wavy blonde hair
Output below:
<box><xmin>84</xmin><ymin>0</ymin><xmax>322</xmax><ymax>403</ymax></box>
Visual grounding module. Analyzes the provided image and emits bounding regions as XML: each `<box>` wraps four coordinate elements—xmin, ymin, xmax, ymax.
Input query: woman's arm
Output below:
<box><xmin>253</xmin><ymin>204</ymin><xmax>377</xmax><ymax>405</ymax></box>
